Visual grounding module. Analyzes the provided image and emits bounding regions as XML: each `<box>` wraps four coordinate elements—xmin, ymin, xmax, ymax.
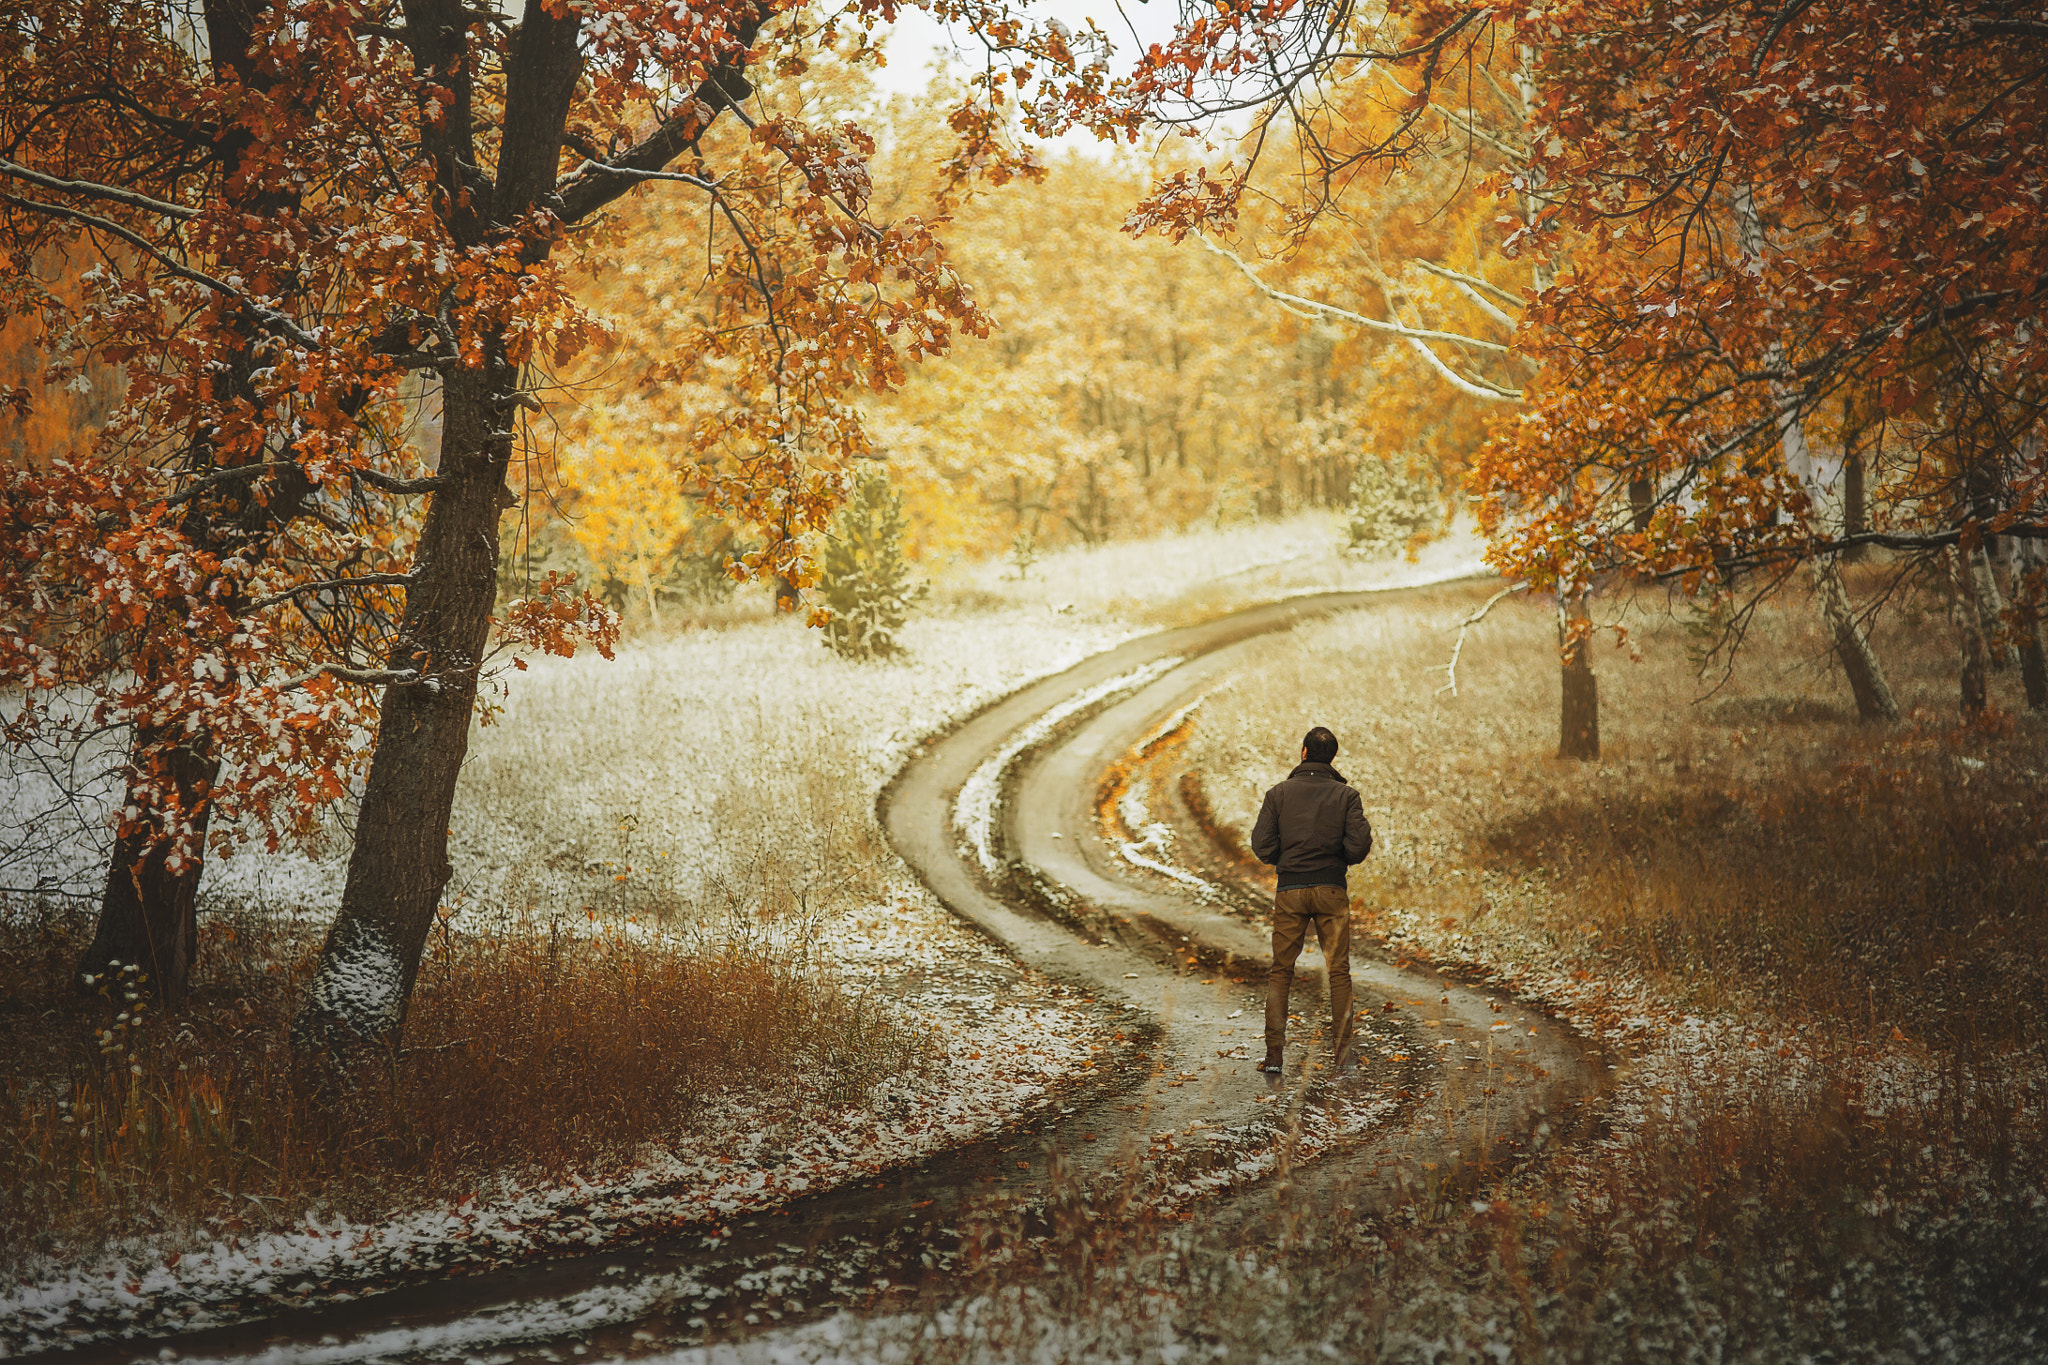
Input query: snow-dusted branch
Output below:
<box><xmin>1437</xmin><ymin>582</ymin><xmax>1528</xmax><ymax>696</ymax></box>
<box><xmin>273</xmin><ymin>663</ymin><xmax>422</xmax><ymax>693</ymax></box>
<box><xmin>0</xmin><ymin>193</ymin><xmax>323</xmax><ymax>349</ymax></box>
<box><xmin>0</xmin><ymin>157</ymin><xmax>199</xmax><ymax>220</ymax></box>
<box><xmin>1399</xmin><ymin>338</ymin><xmax>1521</xmax><ymax>402</ymax></box>
<box><xmin>1197</xmin><ymin>234</ymin><xmax>1511</xmax><ymax>351</ymax></box>
<box><xmin>243</xmin><ymin>573</ymin><xmax>415</xmax><ymax>615</ymax></box>
<box><xmin>562</xmin><ymin>159</ymin><xmax>718</xmax><ymax>191</ymax></box>
<box><xmin>1195</xmin><ymin>234</ymin><xmax>1525</xmax><ymax>403</ymax></box>
<box><xmin>1413</xmin><ymin>260</ymin><xmax>1521</xmax><ymax>329</ymax></box>
<box><xmin>343</xmin><ymin>467</ymin><xmax>445</xmax><ymax>495</ymax></box>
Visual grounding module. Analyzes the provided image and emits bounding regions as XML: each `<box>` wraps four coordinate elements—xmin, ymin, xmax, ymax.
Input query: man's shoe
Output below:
<box><xmin>1257</xmin><ymin>1048</ymin><xmax>1284</xmax><ymax>1075</ymax></box>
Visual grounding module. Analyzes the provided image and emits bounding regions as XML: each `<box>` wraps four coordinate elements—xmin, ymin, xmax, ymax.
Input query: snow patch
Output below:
<box><xmin>301</xmin><ymin>916</ymin><xmax>405</xmax><ymax>1037</ymax></box>
<box><xmin>953</xmin><ymin>658</ymin><xmax>1183</xmax><ymax>875</ymax></box>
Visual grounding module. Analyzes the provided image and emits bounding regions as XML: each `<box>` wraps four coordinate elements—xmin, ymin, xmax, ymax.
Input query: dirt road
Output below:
<box><xmin>30</xmin><ymin>580</ymin><xmax>1601</xmax><ymax>1363</ymax></box>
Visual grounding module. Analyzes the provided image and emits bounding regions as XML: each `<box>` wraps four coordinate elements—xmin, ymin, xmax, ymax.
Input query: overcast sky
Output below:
<box><xmin>869</xmin><ymin>0</ymin><xmax>1186</xmax><ymax>115</ymax></box>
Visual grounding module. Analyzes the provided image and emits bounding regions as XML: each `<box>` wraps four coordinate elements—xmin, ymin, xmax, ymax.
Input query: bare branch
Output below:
<box><xmin>272</xmin><ymin>663</ymin><xmax>421</xmax><ymax>692</ymax></box>
<box><xmin>0</xmin><ymin>157</ymin><xmax>198</xmax><ymax>220</ymax></box>
<box><xmin>1196</xmin><ymin>233</ymin><xmax>1518</xmax><ymax>363</ymax></box>
<box><xmin>1437</xmin><ymin>582</ymin><xmax>1528</xmax><ymax>697</ymax></box>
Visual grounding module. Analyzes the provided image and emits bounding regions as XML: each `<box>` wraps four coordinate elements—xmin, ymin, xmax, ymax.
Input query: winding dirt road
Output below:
<box><xmin>30</xmin><ymin>580</ymin><xmax>1603</xmax><ymax>1364</ymax></box>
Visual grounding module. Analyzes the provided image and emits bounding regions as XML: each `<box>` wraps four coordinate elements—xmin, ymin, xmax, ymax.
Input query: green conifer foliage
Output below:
<box><xmin>818</xmin><ymin>465</ymin><xmax>927</xmax><ymax>660</ymax></box>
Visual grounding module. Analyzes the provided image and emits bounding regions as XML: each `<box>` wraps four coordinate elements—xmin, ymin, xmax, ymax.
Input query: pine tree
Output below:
<box><xmin>819</xmin><ymin>466</ymin><xmax>926</xmax><ymax>660</ymax></box>
<box><xmin>1343</xmin><ymin>457</ymin><xmax>1443</xmax><ymax>560</ymax></box>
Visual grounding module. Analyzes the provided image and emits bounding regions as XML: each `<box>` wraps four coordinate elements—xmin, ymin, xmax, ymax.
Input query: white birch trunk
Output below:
<box><xmin>1738</xmin><ymin>186</ymin><xmax>1900</xmax><ymax>721</ymax></box>
<box><xmin>1973</xmin><ymin>541</ymin><xmax>2011</xmax><ymax>666</ymax></box>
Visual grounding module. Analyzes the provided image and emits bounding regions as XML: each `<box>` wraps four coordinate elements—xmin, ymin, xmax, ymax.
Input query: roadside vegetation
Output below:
<box><xmin>1</xmin><ymin>910</ymin><xmax>908</xmax><ymax>1268</ymax></box>
<box><xmin>0</xmin><ymin>516</ymin><xmax>1397</xmax><ymax>1284</ymax></box>
<box><xmin>1138</xmin><ymin>573</ymin><xmax>2048</xmax><ymax>1359</ymax></box>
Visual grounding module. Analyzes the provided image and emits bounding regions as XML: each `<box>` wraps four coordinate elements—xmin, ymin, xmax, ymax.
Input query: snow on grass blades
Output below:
<box><xmin>952</xmin><ymin>657</ymin><xmax>1184</xmax><ymax>877</ymax></box>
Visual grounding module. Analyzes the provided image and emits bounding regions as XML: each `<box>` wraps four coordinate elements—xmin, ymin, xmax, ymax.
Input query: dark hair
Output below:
<box><xmin>1302</xmin><ymin>726</ymin><xmax>1338</xmax><ymax>764</ymax></box>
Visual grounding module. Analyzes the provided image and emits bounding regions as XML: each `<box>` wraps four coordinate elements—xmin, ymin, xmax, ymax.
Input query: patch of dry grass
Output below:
<box><xmin>1191</xmin><ymin>572</ymin><xmax>2048</xmax><ymax>1051</ymax></box>
<box><xmin>0</xmin><ymin>905</ymin><xmax>918</xmax><ymax>1270</ymax></box>
<box><xmin>1159</xmin><ymin>567</ymin><xmax>2048</xmax><ymax>1356</ymax></box>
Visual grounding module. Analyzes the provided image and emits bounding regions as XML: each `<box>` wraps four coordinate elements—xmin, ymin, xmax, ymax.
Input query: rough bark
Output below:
<box><xmin>293</xmin><ymin>363</ymin><xmax>513</xmax><ymax>1069</ymax></box>
<box><xmin>78</xmin><ymin>726</ymin><xmax>218</xmax><ymax>999</ymax></box>
<box><xmin>1557</xmin><ymin>594</ymin><xmax>1599</xmax><ymax>760</ymax></box>
<box><xmin>291</xmin><ymin>0</ymin><xmax>605</xmax><ymax>1074</ymax></box>
<box><xmin>1840</xmin><ymin>445</ymin><xmax>1868</xmax><ymax>559</ymax></box>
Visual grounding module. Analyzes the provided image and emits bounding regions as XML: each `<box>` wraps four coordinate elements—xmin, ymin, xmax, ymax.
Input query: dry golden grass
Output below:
<box><xmin>1191</xmin><ymin>570</ymin><xmax>2048</xmax><ymax>1052</ymax></box>
<box><xmin>0</xmin><ymin>907</ymin><xmax>918</xmax><ymax>1270</ymax></box>
<box><xmin>1149</xmin><ymin>565</ymin><xmax>2048</xmax><ymax>1357</ymax></box>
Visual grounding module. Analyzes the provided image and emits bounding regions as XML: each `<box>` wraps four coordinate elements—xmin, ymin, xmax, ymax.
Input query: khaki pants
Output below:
<box><xmin>1265</xmin><ymin>885</ymin><xmax>1354</xmax><ymax>1058</ymax></box>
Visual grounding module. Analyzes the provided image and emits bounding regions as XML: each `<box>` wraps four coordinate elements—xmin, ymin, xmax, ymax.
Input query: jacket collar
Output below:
<box><xmin>1288</xmin><ymin>761</ymin><xmax>1348</xmax><ymax>783</ymax></box>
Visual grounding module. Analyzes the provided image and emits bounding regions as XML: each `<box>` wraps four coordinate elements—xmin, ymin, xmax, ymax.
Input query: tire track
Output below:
<box><xmin>33</xmin><ymin>579</ymin><xmax>1603</xmax><ymax>1363</ymax></box>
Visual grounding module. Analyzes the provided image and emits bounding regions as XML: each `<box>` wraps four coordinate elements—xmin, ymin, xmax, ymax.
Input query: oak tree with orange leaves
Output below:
<box><xmin>996</xmin><ymin>0</ymin><xmax>2045</xmax><ymax>737</ymax></box>
<box><xmin>1475</xmin><ymin>0</ymin><xmax>2048</xmax><ymax>721</ymax></box>
<box><xmin>1</xmin><ymin>0</ymin><xmax>993</xmax><ymax>1072</ymax></box>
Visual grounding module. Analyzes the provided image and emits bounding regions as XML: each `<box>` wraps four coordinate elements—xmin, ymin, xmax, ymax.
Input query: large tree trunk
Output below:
<box><xmin>292</xmin><ymin>363</ymin><xmax>514</xmax><ymax>1069</ymax></box>
<box><xmin>78</xmin><ymin>726</ymin><xmax>220</xmax><ymax>999</ymax></box>
<box><xmin>293</xmin><ymin>0</ymin><xmax>584</xmax><ymax>1077</ymax></box>
<box><xmin>1557</xmin><ymin>593</ymin><xmax>1599</xmax><ymax>760</ymax></box>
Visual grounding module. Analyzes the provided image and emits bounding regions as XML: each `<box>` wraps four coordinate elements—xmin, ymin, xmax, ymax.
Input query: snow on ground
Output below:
<box><xmin>3</xmin><ymin>516</ymin><xmax>1485</xmax><ymax>1349</ymax></box>
<box><xmin>943</xmin><ymin>510</ymin><xmax>1489</xmax><ymax>617</ymax></box>
<box><xmin>953</xmin><ymin>656</ymin><xmax>1183</xmax><ymax>874</ymax></box>
<box><xmin>0</xmin><ymin>889</ymin><xmax>1110</xmax><ymax>1353</ymax></box>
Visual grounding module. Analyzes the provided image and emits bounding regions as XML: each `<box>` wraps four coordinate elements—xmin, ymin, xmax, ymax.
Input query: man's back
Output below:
<box><xmin>1250</xmin><ymin>761</ymin><xmax>1372</xmax><ymax>888</ymax></box>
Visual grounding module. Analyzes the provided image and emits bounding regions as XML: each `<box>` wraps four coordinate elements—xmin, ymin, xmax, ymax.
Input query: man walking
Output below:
<box><xmin>1250</xmin><ymin>726</ymin><xmax>1373</xmax><ymax>1075</ymax></box>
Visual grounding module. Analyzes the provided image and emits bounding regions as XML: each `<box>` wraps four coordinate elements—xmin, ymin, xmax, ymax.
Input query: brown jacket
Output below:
<box><xmin>1250</xmin><ymin>761</ymin><xmax>1372</xmax><ymax>889</ymax></box>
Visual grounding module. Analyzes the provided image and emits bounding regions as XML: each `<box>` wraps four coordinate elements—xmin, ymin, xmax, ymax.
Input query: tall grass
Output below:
<box><xmin>0</xmin><ymin>908</ymin><xmax>918</xmax><ymax>1270</ymax></box>
<box><xmin>1152</xmin><ymin>569</ymin><xmax>2048</xmax><ymax>1356</ymax></box>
